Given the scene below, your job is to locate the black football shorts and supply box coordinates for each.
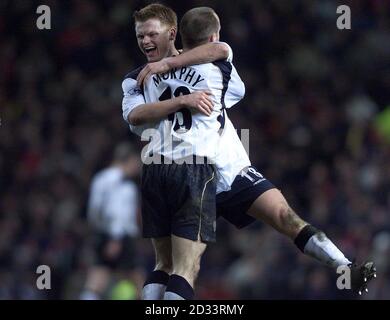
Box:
[217,166,275,228]
[141,159,216,243]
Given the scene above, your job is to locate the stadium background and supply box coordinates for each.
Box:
[1,0,390,299]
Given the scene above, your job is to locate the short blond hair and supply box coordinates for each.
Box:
[134,3,177,29]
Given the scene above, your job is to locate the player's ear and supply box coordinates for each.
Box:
[209,33,218,42]
[169,27,177,41]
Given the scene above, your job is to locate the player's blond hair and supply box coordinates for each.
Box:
[133,3,177,29]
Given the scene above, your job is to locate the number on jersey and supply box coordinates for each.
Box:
[159,86,192,133]
[241,167,264,182]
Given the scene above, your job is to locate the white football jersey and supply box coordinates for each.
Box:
[122,43,251,193]
[87,167,139,237]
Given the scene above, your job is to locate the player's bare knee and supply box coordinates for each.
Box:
[274,202,290,223]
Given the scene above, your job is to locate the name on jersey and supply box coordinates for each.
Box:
[152,67,205,88]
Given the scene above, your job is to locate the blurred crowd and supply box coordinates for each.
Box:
[1,0,390,299]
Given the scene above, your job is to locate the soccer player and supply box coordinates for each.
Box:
[80,142,141,300]
[123,5,376,299]
[123,3,236,300]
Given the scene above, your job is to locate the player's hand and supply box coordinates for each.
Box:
[182,90,214,116]
[137,58,171,87]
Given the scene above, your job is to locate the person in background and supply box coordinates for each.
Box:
[80,142,142,300]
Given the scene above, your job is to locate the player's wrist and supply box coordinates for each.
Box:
[176,94,186,108]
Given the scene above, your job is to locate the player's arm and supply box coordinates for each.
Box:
[137,42,231,86]
[128,92,214,126]
[86,177,104,229]
[122,78,214,126]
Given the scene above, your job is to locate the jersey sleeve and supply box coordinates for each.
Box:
[122,77,154,137]
[225,65,245,108]
[122,77,145,123]
[213,60,245,109]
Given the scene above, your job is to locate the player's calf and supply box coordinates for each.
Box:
[247,189,306,239]
[275,204,307,239]
[142,237,172,300]
[154,257,172,274]
[164,235,207,300]
[171,251,202,286]
[247,190,352,269]
[171,235,206,287]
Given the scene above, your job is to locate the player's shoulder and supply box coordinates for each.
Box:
[92,167,122,187]
[209,41,234,74]
[122,65,147,93]
[123,64,146,81]
[212,59,233,78]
